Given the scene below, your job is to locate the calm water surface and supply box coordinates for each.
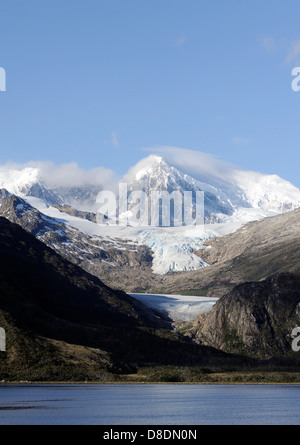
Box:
[0,384,299,425]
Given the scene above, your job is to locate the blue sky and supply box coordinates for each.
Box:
[1,0,300,185]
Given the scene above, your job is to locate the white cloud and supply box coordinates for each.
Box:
[260,36,300,66]
[0,160,119,190]
[104,131,120,147]
[232,136,249,146]
[176,35,187,48]
[111,131,120,147]
[285,40,300,64]
[142,146,239,186]
[261,36,275,52]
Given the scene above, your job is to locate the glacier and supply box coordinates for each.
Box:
[1,153,300,275]
[130,293,219,322]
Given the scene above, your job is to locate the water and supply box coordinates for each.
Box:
[0,384,299,425]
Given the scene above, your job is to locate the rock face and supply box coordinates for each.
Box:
[0,189,158,292]
[200,207,300,269]
[154,206,300,297]
[51,204,98,222]
[190,273,300,359]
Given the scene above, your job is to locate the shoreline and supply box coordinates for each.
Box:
[2,369,300,386]
[1,381,300,386]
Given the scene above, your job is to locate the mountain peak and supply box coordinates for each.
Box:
[148,154,164,164]
[0,166,41,196]
[124,154,170,182]
[1,155,300,225]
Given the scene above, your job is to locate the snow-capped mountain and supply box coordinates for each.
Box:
[0,165,102,209]
[0,188,155,291]
[1,154,300,277]
[121,155,300,224]
[121,155,232,224]
[1,156,300,225]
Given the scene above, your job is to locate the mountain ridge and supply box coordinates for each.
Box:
[153,206,300,296]
[0,216,244,380]
[0,188,158,292]
[1,154,300,278]
[2,155,300,224]
[188,272,300,359]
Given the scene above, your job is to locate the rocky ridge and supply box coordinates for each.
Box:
[155,206,300,297]
[0,189,158,292]
[188,273,300,359]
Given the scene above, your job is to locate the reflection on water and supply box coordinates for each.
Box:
[0,384,300,425]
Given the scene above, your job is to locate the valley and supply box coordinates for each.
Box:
[0,154,300,382]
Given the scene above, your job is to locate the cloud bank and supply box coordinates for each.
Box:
[286,40,300,64]
[0,160,119,191]
[142,146,241,186]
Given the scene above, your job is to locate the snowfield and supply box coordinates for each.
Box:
[130,293,219,321]
[23,195,245,274]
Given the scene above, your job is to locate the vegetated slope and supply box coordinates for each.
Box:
[0,217,237,381]
[189,273,300,359]
[154,207,300,297]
